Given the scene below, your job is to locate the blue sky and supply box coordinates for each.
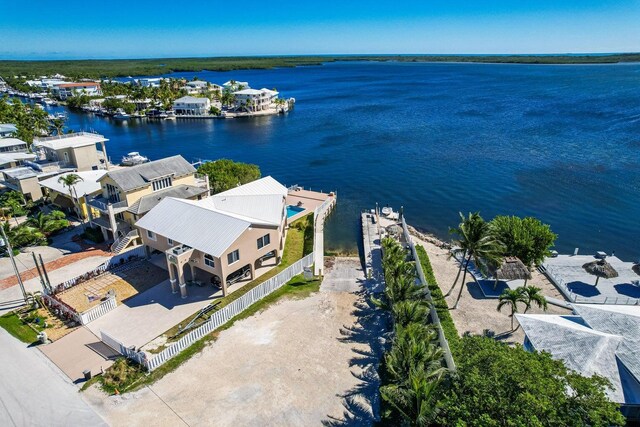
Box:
[2,1,639,59]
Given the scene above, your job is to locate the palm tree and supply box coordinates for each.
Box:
[448,212,504,309]
[57,173,85,228]
[519,285,548,313]
[391,299,431,328]
[380,371,442,427]
[497,288,526,331]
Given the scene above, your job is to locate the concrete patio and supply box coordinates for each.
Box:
[543,255,640,304]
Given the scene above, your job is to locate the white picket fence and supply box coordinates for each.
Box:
[51,246,146,294]
[140,252,314,371]
[101,331,146,365]
[79,295,117,324]
[401,217,456,370]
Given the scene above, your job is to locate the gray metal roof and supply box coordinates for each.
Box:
[127,184,208,215]
[106,155,195,192]
[517,305,640,405]
[135,197,250,257]
[203,194,284,226]
[216,175,287,197]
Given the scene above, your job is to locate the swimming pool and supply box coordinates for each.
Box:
[286,205,305,218]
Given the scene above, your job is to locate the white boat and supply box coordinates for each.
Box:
[113,108,130,120]
[121,152,149,166]
[164,110,176,120]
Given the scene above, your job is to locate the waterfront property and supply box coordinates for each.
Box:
[39,170,106,219]
[0,123,18,137]
[135,176,290,297]
[87,155,209,247]
[542,253,640,304]
[51,81,102,99]
[233,88,279,112]
[0,137,28,153]
[32,132,110,172]
[182,80,221,95]
[172,96,211,115]
[517,304,640,421]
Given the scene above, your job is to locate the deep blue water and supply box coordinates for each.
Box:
[43,62,640,259]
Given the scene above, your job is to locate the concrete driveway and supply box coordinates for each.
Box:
[87,280,220,348]
[0,328,106,426]
[39,327,116,383]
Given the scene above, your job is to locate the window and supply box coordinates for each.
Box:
[204,254,215,268]
[257,234,271,249]
[167,238,173,245]
[152,176,173,191]
[106,183,121,202]
[227,249,239,264]
[147,230,156,240]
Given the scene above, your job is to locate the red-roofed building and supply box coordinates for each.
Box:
[51,81,102,99]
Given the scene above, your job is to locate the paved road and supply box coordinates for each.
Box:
[0,329,107,427]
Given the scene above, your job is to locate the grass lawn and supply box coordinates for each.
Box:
[0,311,39,344]
[91,273,322,394]
[157,213,314,344]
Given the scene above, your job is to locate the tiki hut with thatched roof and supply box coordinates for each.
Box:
[491,256,532,288]
[583,258,619,287]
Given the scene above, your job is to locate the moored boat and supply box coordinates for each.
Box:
[121,152,149,166]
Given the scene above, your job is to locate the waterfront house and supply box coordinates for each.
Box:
[233,88,279,112]
[223,81,250,91]
[182,80,221,95]
[136,78,163,88]
[135,176,288,297]
[32,132,109,172]
[86,155,210,249]
[39,170,106,219]
[173,96,211,115]
[0,152,37,171]
[51,82,102,99]
[0,138,28,153]
[517,305,640,421]
[0,124,17,138]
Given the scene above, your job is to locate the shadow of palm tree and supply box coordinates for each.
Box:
[323,293,387,426]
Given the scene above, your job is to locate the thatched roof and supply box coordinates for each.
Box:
[492,256,531,281]
[583,259,619,279]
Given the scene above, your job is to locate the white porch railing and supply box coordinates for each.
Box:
[79,295,117,324]
[313,195,336,275]
[142,252,314,371]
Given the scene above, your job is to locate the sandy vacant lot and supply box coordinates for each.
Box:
[84,257,382,426]
[413,234,571,344]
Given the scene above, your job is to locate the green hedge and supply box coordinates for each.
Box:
[415,244,460,356]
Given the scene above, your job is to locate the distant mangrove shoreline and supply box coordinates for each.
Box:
[1,53,639,79]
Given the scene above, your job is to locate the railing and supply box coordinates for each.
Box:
[110,229,139,253]
[401,217,456,370]
[88,197,128,212]
[143,252,315,371]
[313,194,336,275]
[169,244,194,256]
[49,246,146,295]
[79,295,117,324]
[34,131,104,142]
[42,294,81,324]
[543,264,639,305]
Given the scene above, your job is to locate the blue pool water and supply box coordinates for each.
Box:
[286,205,306,218]
[41,61,640,258]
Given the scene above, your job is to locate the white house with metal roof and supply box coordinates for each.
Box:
[0,124,18,138]
[135,176,289,297]
[233,88,279,112]
[517,304,640,421]
[172,96,211,115]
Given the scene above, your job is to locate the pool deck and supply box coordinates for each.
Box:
[286,188,332,222]
[542,255,640,305]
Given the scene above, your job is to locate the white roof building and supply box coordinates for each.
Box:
[135,176,287,256]
[517,304,640,408]
[0,124,18,137]
[39,170,107,197]
[33,132,108,150]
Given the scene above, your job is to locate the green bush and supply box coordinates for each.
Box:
[415,244,460,356]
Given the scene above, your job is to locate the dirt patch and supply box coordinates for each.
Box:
[85,287,382,425]
[413,237,571,344]
[58,261,167,313]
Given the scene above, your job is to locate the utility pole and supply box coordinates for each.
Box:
[0,224,27,302]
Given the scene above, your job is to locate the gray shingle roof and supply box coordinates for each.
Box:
[106,155,195,192]
[127,184,208,215]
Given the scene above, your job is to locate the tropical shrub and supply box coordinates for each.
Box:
[197,159,261,194]
[490,215,557,267]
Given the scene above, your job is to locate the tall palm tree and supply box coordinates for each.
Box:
[497,289,527,331]
[449,212,504,309]
[380,371,442,427]
[519,285,548,313]
[57,173,85,228]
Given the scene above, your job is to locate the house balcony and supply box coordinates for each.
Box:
[87,196,128,214]
[168,244,194,257]
[89,215,131,234]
